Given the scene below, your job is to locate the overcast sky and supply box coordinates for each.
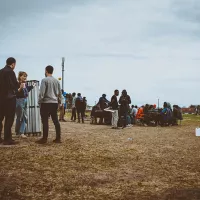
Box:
[0,0,199,106]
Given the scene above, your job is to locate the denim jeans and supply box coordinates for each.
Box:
[15,98,27,135]
[126,115,131,125]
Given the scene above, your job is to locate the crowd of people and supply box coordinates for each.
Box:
[0,57,183,145]
[0,57,63,145]
[58,92,87,123]
[90,91,183,128]
[0,57,89,145]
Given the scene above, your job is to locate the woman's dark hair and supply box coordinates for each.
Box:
[46,65,54,74]
[122,90,127,96]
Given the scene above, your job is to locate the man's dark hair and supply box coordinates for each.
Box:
[77,93,81,96]
[46,65,54,74]
[114,90,119,93]
[72,92,76,96]
[6,57,16,65]
[135,106,138,108]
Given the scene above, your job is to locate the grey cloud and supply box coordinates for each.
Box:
[171,0,200,23]
[0,0,91,24]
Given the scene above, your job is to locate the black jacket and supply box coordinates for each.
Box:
[119,95,131,111]
[16,82,33,99]
[0,66,19,99]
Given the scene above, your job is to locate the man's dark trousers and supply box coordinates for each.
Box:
[40,103,61,140]
[71,107,76,121]
[77,108,84,122]
[0,97,16,141]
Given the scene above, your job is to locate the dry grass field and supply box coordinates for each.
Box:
[0,114,200,200]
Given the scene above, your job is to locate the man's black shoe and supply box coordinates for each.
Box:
[35,138,47,144]
[53,139,61,143]
[3,140,19,145]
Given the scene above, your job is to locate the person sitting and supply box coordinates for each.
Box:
[131,105,138,124]
[98,94,110,124]
[135,106,145,125]
[172,105,183,125]
[126,105,132,127]
[136,106,144,119]
[98,94,110,110]
[160,102,172,126]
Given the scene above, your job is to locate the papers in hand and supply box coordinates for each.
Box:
[104,107,115,113]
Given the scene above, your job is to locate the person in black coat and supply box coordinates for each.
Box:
[75,93,84,123]
[0,57,23,145]
[119,90,131,128]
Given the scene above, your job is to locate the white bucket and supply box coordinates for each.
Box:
[195,128,200,136]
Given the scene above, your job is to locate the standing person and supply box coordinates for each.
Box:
[131,105,138,124]
[59,89,66,122]
[110,90,119,129]
[61,90,67,116]
[36,65,61,144]
[75,93,84,123]
[15,72,36,138]
[83,97,87,118]
[71,92,76,122]
[0,57,23,145]
[119,90,131,128]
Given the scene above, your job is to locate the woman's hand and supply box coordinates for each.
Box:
[18,83,24,91]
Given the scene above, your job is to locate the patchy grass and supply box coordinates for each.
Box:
[0,115,200,199]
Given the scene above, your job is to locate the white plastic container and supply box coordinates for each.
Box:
[195,128,200,136]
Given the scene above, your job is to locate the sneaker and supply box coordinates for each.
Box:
[35,138,47,144]
[20,134,27,139]
[53,139,61,143]
[3,140,19,145]
[62,119,67,122]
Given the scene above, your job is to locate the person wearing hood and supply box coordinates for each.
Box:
[75,93,84,123]
[98,94,110,110]
[119,90,131,128]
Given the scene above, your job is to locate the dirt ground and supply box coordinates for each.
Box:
[0,115,200,200]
